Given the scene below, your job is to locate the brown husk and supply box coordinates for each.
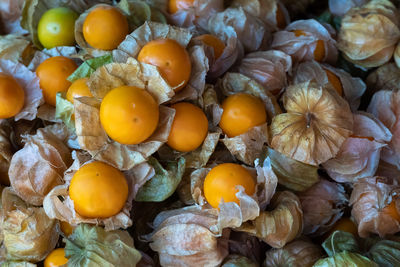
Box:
[0,122,13,186]
[329,0,369,17]
[0,0,26,34]
[0,35,32,64]
[366,63,400,93]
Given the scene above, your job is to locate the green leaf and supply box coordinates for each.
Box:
[64,224,141,267]
[135,157,185,202]
[322,230,360,257]
[366,239,400,267]
[67,54,113,82]
[55,93,75,131]
[222,255,258,267]
[313,251,378,267]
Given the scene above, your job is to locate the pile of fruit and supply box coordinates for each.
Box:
[1,0,400,266]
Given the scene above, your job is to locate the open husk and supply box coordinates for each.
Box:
[237,191,303,248]
[1,187,59,262]
[0,35,32,64]
[350,176,400,238]
[272,19,338,64]
[337,0,400,68]
[299,179,348,236]
[8,124,72,206]
[270,80,353,166]
[0,0,26,34]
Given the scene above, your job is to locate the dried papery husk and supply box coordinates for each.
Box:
[222,254,258,267]
[147,205,229,267]
[43,151,154,230]
[271,80,353,166]
[272,19,338,65]
[0,0,26,34]
[264,239,323,267]
[231,0,290,31]
[395,42,400,69]
[198,84,223,130]
[280,0,314,15]
[329,0,369,17]
[1,261,36,267]
[237,191,303,248]
[0,122,13,186]
[298,179,348,236]
[208,7,269,52]
[9,119,42,149]
[117,0,167,29]
[323,112,392,183]
[338,0,400,68]
[293,60,366,111]
[350,176,400,237]
[168,0,224,32]
[314,251,378,267]
[1,187,59,262]
[0,60,43,122]
[236,50,291,96]
[375,160,400,180]
[8,124,71,206]
[0,35,32,64]
[228,232,262,263]
[366,63,400,93]
[367,90,400,168]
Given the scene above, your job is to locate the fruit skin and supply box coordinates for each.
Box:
[325,69,343,96]
[219,93,267,137]
[0,73,25,119]
[44,248,68,267]
[36,56,78,106]
[137,38,191,92]
[83,6,129,50]
[100,86,159,145]
[328,217,358,237]
[167,102,208,152]
[203,163,256,209]
[38,7,78,49]
[168,0,195,14]
[69,161,128,218]
[293,30,325,62]
[193,34,225,59]
[66,78,93,103]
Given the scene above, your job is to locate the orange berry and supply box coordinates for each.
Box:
[66,78,93,103]
[204,163,256,209]
[329,217,358,237]
[83,6,129,50]
[168,0,194,14]
[60,221,76,237]
[292,30,325,62]
[100,86,159,145]
[276,4,286,29]
[44,248,68,267]
[325,69,343,96]
[167,102,208,152]
[36,56,77,106]
[219,93,267,137]
[382,201,400,222]
[350,135,375,141]
[69,161,128,218]
[0,73,25,119]
[194,34,226,59]
[137,38,191,92]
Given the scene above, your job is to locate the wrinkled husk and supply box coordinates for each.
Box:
[191,157,278,229]
[375,160,400,180]
[147,205,229,267]
[368,90,400,168]
[237,191,303,248]
[323,112,391,183]
[117,0,166,29]
[322,230,360,257]
[350,177,400,238]
[21,0,111,49]
[8,124,71,206]
[329,0,369,17]
[337,0,400,68]
[314,251,378,267]
[0,122,13,185]
[55,92,75,131]
[43,151,154,230]
[0,35,32,64]
[280,0,314,15]
[64,224,142,267]
[1,261,36,267]
[366,239,400,267]
[0,0,26,34]
[168,0,224,32]
[1,187,59,262]
[395,42,400,69]
[222,254,258,267]
[264,239,323,267]
[270,80,353,166]
[263,147,319,192]
[208,7,269,52]
[231,0,290,31]
[237,50,292,95]
[272,19,338,64]
[228,232,262,263]
[293,60,366,111]
[299,180,348,236]
[67,54,113,82]
[0,60,43,121]
[366,63,400,92]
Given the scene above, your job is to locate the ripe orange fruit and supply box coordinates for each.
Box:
[325,70,343,96]
[0,73,25,119]
[137,38,191,92]
[328,217,358,237]
[44,248,68,267]
[204,163,256,209]
[292,30,325,62]
[36,56,77,106]
[100,86,159,145]
[350,135,375,141]
[69,161,128,218]
[382,201,400,222]
[193,34,225,59]
[168,0,194,14]
[83,6,129,50]
[219,93,267,137]
[66,78,93,103]
[167,102,208,152]
[60,221,76,237]
[276,5,286,29]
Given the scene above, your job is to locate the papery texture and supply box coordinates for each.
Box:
[329,0,369,17]
[366,63,400,92]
